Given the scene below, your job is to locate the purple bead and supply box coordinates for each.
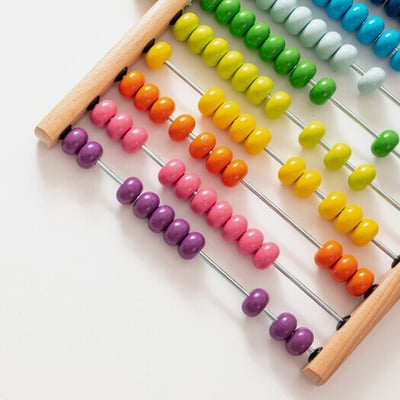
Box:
[117,177,143,205]
[242,288,269,317]
[62,127,88,155]
[76,141,103,168]
[269,312,297,341]
[178,231,205,260]
[132,192,160,219]
[285,327,314,356]
[163,218,190,246]
[148,205,175,233]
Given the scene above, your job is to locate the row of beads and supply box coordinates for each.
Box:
[368,0,400,21]
[116,69,248,187]
[61,127,206,259]
[314,240,375,296]
[199,0,338,104]
[158,159,281,268]
[172,11,293,117]
[242,288,314,355]
[311,0,400,70]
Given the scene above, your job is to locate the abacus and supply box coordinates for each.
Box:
[35,0,400,387]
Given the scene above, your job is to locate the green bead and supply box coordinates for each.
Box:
[289,60,316,88]
[244,22,270,49]
[324,143,352,170]
[259,34,285,62]
[229,9,256,37]
[309,77,336,105]
[273,47,301,75]
[200,0,223,12]
[215,0,241,24]
[371,130,399,157]
[348,164,376,191]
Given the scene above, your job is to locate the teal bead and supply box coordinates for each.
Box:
[215,0,241,24]
[273,48,301,75]
[289,61,317,88]
[244,22,270,49]
[259,34,285,62]
[309,78,336,105]
[229,9,256,37]
[200,0,223,11]
[371,130,399,157]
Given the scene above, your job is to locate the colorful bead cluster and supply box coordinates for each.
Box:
[199,0,338,104]
[61,127,206,260]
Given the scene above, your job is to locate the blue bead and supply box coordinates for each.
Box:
[373,29,400,58]
[312,0,330,7]
[369,0,384,3]
[341,3,368,32]
[356,16,385,44]
[326,0,353,19]
[384,0,400,18]
[390,50,400,71]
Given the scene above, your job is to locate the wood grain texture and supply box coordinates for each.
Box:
[302,264,400,385]
[35,0,189,147]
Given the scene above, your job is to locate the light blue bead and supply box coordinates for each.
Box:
[356,16,385,45]
[326,0,353,19]
[390,50,400,71]
[312,0,330,7]
[270,0,297,23]
[357,67,385,95]
[373,30,400,58]
[284,6,312,35]
[341,3,368,32]
[256,0,277,10]
[329,44,358,72]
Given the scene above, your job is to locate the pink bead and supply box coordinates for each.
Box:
[174,172,201,200]
[90,99,117,127]
[252,242,280,269]
[206,201,233,228]
[158,159,186,186]
[237,228,264,256]
[106,112,133,141]
[121,126,148,153]
[222,214,248,242]
[191,187,217,215]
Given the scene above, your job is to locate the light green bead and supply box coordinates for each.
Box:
[298,121,326,148]
[348,164,376,190]
[202,38,229,66]
[231,63,259,92]
[324,143,352,170]
[173,12,199,42]
[246,76,274,104]
[187,25,214,54]
[216,50,244,79]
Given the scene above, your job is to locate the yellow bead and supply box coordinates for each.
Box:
[264,91,291,119]
[350,218,379,246]
[201,38,229,67]
[231,63,259,93]
[334,204,363,233]
[293,169,322,198]
[212,100,241,129]
[216,50,244,79]
[198,87,225,116]
[324,142,352,170]
[145,42,172,70]
[243,127,271,154]
[246,76,274,105]
[228,113,256,142]
[173,12,199,42]
[318,192,347,220]
[278,157,306,185]
[298,121,326,148]
[187,25,214,54]
[348,163,376,190]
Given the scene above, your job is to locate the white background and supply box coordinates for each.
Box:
[1,0,400,399]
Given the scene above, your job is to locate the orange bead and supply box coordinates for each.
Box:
[168,114,196,141]
[189,132,216,159]
[346,268,374,297]
[329,254,358,282]
[119,70,145,98]
[314,240,343,269]
[148,97,175,123]
[133,83,160,111]
[206,146,233,174]
[220,159,248,187]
